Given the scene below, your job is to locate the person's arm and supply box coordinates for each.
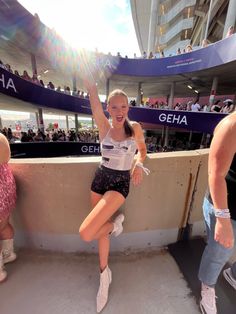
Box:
[0,133,10,164]
[209,117,236,248]
[83,80,110,139]
[131,122,148,186]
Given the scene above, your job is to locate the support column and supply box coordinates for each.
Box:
[31,53,37,75]
[137,82,142,106]
[204,0,214,40]
[106,79,110,102]
[148,0,159,55]
[223,0,236,38]
[0,115,3,129]
[66,115,69,131]
[200,21,207,43]
[35,112,39,129]
[38,108,44,132]
[92,118,95,129]
[72,76,77,95]
[209,77,218,108]
[74,113,78,141]
[164,127,169,148]
[168,82,175,109]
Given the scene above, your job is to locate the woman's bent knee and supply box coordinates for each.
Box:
[79,226,94,242]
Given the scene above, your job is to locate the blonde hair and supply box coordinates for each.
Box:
[107,89,128,104]
[107,89,134,137]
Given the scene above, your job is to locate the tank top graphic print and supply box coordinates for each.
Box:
[100,129,137,171]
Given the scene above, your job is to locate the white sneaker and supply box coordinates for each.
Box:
[223,268,236,290]
[200,284,217,314]
[0,251,7,283]
[2,239,17,265]
[111,214,125,237]
[96,266,112,313]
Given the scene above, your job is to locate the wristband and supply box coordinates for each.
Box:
[214,208,231,219]
[135,162,150,175]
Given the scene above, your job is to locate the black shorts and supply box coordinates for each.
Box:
[91,165,130,198]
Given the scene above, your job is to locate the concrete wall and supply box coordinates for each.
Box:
[9,150,208,252]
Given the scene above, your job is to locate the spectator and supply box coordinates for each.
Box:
[21,70,31,81]
[133,53,137,59]
[5,64,13,73]
[191,101,201,111]
[56,86,62,92]
[39,79,45,87]
[221,100,234,113]
[202,39,209,48]
[186,44,193,52]
[226,25,234,38]
[47,81,55,90]
[117,52,121,58]
[0,60,6,69]
[160,51,165,58]
[211,100,222,112]
[64,86,71,95]
[32,74,40,85]
[142,51,147,59]
[148,52,154,59]
[176,48,181,55]
[14,70,20,76]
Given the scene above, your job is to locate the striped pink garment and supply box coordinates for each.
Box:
[0,163,16,221]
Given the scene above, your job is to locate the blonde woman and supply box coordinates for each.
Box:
[79,78,148,312]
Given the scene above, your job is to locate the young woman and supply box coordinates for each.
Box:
[0,133,17,282]
[198,111,236,314]
[79,78,148,312]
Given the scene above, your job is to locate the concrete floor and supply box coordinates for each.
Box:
[0,249,200,314]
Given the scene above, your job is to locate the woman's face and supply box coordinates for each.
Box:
[107,95,129,126]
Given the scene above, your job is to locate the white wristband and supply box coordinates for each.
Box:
[214,208,231,219]
[135,162,150,175]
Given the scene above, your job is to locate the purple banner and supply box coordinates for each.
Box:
[97,34,236,77]
[128,107,225,134]
[0,67,225,134]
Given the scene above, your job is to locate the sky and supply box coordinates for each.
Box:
[18,0,140,57]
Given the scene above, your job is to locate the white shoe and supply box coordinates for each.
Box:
[223,268,236,290]
[111,214,125,237]
[0,251,7,283]
[200,284,217,314]
[2,239,17,264]
[96,266,112,313]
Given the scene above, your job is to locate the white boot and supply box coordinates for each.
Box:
[96,266,112,313]
[1,239,17,264]
[111,214,125,237]
[0,250,7,283]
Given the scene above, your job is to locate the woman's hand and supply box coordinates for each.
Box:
[214,218,234,248]
[131,165,143,186]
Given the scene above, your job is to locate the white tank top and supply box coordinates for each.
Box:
[100,129,137,171]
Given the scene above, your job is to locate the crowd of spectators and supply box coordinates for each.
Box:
[130,98,235,114]
[0,58,89,98]
[0,126,209,153]
[0,127,99,144]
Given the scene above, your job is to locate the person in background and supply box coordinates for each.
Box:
[186,44,193,52]
[176,48,181,55]
[226,25,234,38]
[79,67,149,312]
[21,70,32,81]
[0,133,17,282]
[198,111,236,314]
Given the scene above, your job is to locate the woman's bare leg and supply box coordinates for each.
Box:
[80,190,125,270]
[79,190,125,242]
[0,218,13,240]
